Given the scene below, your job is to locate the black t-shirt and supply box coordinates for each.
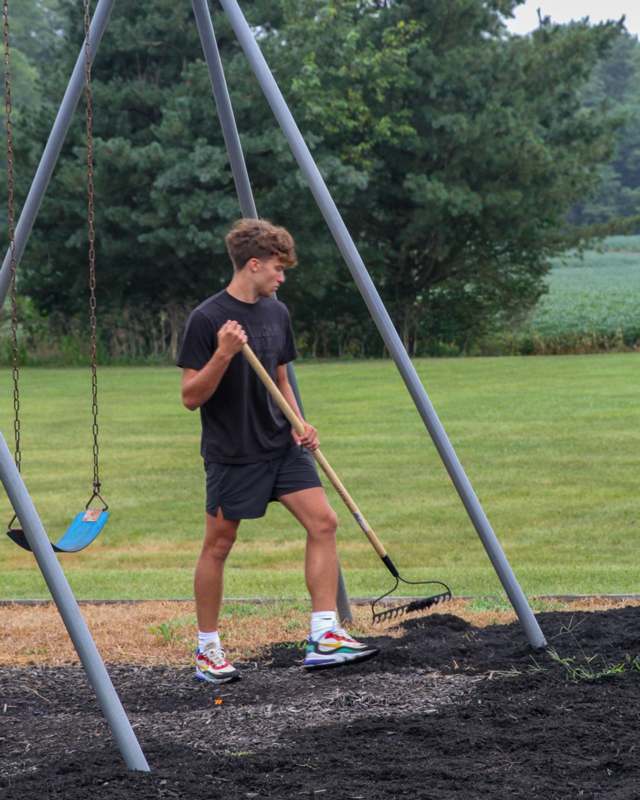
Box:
[177,290,297,464]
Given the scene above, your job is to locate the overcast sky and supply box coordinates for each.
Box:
[506,1,639,36]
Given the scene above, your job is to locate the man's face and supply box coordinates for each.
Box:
[251,256,287,297]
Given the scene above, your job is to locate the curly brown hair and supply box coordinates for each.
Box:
[225,219,297,270]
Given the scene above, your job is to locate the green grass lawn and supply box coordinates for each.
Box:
[1,354,638,600]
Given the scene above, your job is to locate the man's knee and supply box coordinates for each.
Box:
[309,507,338,538]
[202,516,238,561]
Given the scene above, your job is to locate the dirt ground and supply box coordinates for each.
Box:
[1,600,639,799]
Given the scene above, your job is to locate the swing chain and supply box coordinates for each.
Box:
[84,0,100,495]
[3,0,21,474]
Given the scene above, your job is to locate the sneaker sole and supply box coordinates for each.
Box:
[195,669,241,685]
[303,647,379,671]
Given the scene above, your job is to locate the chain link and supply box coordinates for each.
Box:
[3,2,103,504]
[84,0,101,494]
[3,1,21,473]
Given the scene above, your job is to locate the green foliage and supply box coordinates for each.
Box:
[0,1,64,234]
[274,1,626,351]
[149,615,195,646]
[487,236,640,354]
[603,234,640,250]
[573,31,640,230]
[546,648,632,682]
[533,255,640,336]
[4,236,638,364]
[0,0,627,357]
[0,0,62,114]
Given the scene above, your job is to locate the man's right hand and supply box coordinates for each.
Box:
[217,320,248,358]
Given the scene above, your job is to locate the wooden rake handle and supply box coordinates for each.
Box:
[242,344,389,561]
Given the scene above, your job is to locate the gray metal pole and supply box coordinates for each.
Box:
[192,0,257,219]
[335,570,352,624]
[220,0,545,648]
[0,0,117,311]
[0,433,150,772]
[193,0,352,622]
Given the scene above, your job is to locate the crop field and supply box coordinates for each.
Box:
[521,235,640,348]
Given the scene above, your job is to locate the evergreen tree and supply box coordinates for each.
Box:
[6,0,626,355]
[572,30,640,229]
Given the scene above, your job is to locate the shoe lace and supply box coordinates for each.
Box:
[202,642,227,666]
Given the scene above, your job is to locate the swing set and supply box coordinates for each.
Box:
[0,0,551,775]
[3,0,108,553]
[1,0,546,648]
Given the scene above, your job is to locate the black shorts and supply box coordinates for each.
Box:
[204,445,322,520]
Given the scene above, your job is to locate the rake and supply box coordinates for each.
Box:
[243,344,452,624]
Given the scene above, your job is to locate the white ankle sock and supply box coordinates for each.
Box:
[310,611,337,641]
[198,630,220,651]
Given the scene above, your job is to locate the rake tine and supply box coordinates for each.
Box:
[371,589,453,625]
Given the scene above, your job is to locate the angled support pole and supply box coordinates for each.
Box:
[219,0,546,648]
[0,433,150,772]
[192,0,257,219]
[0,0,117,311]
[191,0,353,622]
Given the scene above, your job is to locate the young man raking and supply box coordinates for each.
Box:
[178,218,379,683]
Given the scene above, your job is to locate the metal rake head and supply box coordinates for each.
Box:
[371,580,452,625]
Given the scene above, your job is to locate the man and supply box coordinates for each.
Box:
[178,218,378,683]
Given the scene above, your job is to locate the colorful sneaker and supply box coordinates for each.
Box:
[303,627,379,671]
[195,642,239,684]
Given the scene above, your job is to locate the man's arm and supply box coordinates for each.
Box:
[181,320,247,410]
[181,354,231,411]
[276,364,319,450]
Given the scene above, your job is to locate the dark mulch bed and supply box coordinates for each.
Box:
[1,607,639,799]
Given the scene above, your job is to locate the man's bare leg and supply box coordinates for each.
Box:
[281,486,379,669]
[194,508,240,632]
[279,486,339,611]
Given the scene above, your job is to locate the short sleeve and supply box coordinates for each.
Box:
[177,310,216,370]
[279,307,297,365]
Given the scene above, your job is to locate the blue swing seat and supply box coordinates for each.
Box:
[7,509,109,553]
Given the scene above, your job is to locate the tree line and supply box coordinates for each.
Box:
[1,0,638,362]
